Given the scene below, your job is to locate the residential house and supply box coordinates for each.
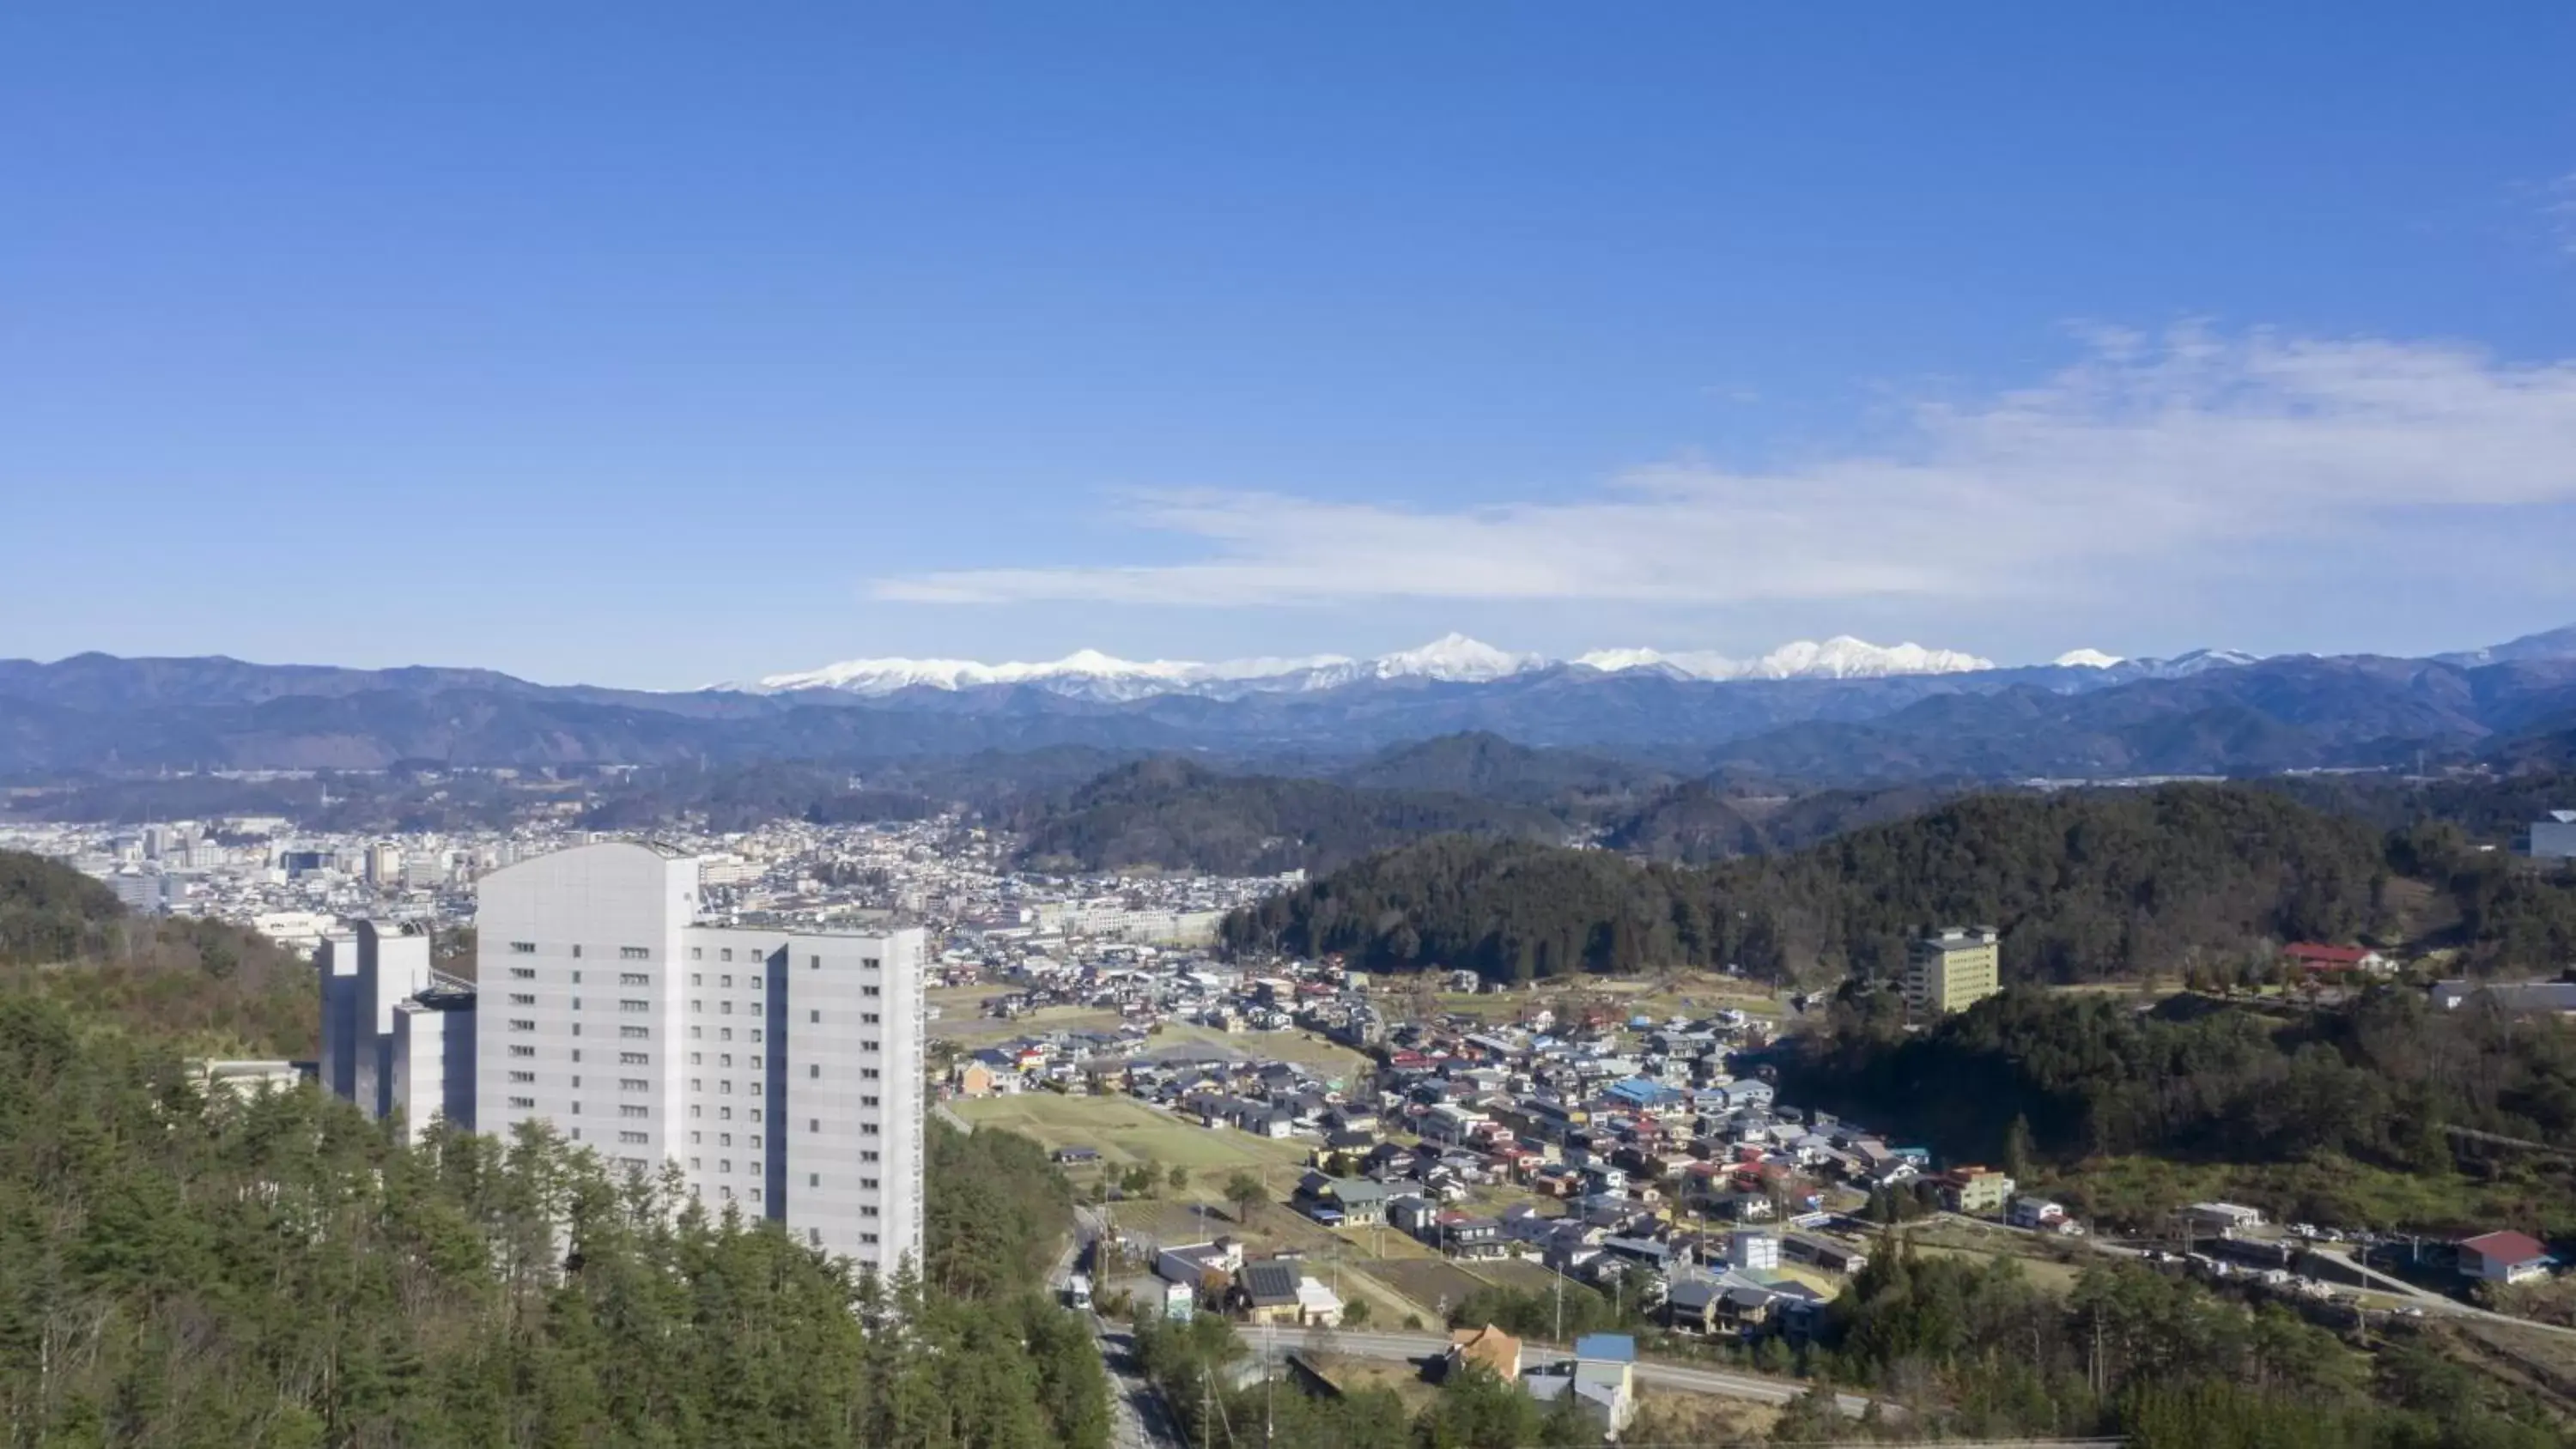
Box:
[2459,1231,2556,1285]
[1234,1100,1296,1138]
[1294,1276,1345,1327]
[1447,1324,1523,1380]
[1432,1214,1507,1261]
[1293,1171,1389,1227]
[1234,1261,1303,1326]
[1418,1102,1486,1146]
[1498,1203,1557,1249]
[1388,1194,1441,1236]
[1322,1105,1382,1139]
[2007,1197,2067,1231]
[1661,1275,1728,1337]
[1525,1333,1637,1436]
[1156,1240,1244,1293]
[1716,1282,1789,1334]
[1938,1165,2014,1215]
[951,1056,1009,1097]
[2282,942,2394,979]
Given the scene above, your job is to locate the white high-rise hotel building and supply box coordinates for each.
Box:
[325,840,926,1276]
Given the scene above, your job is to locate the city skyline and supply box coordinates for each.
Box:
[5,7,2575,687]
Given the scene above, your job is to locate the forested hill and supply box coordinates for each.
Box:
[1330,731,1668,805]
[2,848,317,1052]
[0,843,1114,1446]
[0,846,124,962]
[1004,737,1974,874]
[0,994,1109,1447]
[1012,755,1568,874]
[1224,783,2576,985]
[1781,986,2576,1234]
[1596,779,1953,863]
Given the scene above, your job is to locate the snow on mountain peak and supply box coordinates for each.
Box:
[1571,646,1680,674]
[1369,633,1535,682]
[2052,648,2125,670]
[1749,636,1996,679]
[750,632,2014,697]
[1576,637,1994,682]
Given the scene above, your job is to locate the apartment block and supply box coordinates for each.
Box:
[1905,926,2000,1015]
[317,920,476,1142]
[472,840,927,1276]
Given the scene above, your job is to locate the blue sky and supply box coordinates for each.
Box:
[5,5,2575,688]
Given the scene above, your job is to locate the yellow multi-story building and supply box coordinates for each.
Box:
[1905,926,2001,1015]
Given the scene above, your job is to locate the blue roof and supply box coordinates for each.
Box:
[1607,1076,1680,1105]
[1572,1332,1637,1363]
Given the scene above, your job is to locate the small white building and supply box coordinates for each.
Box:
[253,910,339,953]
[2183,1202,2266,1238]
[2008,1197,2067,1230]
[1295,1276,1345,1327]
[1728,1229,1781,1273]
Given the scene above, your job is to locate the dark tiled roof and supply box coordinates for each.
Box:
[1240,1262,1300,1305]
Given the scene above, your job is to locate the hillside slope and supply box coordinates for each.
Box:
[1012,757,1566,873]
[0,848,316,1052]
[1226,785,2413,984]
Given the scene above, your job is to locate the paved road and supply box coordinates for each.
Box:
[1091,1320,1188,1449]
[1053,1207,1186,1449]
[1247,1329,1880,1418]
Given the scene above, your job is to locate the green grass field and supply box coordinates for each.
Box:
[934,1003,1129,1047]
[1901,1236,2085,1294]
[951,1092,1312,1174]
[1145,1022,1376,1080]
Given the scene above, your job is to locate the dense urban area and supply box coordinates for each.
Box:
[5,741,2576,1447]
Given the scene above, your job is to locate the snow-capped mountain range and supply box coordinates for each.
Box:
[738,633,2253,700]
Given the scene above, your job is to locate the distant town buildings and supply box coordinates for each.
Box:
[1905,926,2000,1015]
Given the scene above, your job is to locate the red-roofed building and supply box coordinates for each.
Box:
[2283,943,2394,978]
[2459,1231,2556,1285]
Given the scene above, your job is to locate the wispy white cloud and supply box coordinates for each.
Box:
[872,326,2576,608]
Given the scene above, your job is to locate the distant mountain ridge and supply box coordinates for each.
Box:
[738,631,2324,702]
[4,624,2574,778]
[744,631,2008,698]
